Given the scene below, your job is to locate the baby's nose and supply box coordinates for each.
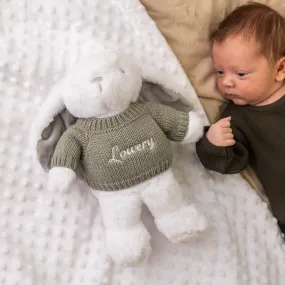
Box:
[222,76,234,87]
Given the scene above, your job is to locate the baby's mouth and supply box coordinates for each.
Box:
[226,93,242,100]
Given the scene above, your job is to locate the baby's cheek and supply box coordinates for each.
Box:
[239,82,252,95]
[216,80,224,93]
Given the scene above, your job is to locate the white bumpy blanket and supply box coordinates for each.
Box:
[1,1,285,285]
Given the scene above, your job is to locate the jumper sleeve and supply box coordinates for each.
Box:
[51,126,85,171]
[145,102,189,141]
[196,109,249,174]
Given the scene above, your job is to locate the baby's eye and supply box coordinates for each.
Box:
[236,72,246,77]
[216,70,224,76]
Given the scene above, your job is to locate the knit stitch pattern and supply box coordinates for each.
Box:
[51,102,188,190]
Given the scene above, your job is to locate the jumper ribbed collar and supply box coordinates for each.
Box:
[76,103,144,130]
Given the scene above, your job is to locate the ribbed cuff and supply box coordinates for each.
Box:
[172,112,189,141]
[196,130,229,174]
[88,160,171,191]
[198,131,229,156]
[51,155,78,171]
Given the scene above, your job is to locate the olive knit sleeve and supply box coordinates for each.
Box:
[145,102,189,141]
[51,126,86,171]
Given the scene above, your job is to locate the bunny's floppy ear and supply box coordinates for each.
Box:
[30,78,67,151]
[139,63,207,123]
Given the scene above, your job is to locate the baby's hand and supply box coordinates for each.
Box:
[206,117,235,147]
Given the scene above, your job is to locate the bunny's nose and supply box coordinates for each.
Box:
[90,76,103,83]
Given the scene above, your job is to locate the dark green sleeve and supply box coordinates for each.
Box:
[145,102,189,141]
[51,126,85,171]
[196,108,249,174]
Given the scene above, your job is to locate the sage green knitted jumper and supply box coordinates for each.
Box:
[51,102,189,191]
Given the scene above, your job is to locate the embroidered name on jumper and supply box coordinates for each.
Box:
[109,137,155,163]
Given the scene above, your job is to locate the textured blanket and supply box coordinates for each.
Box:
[1,1,285,285]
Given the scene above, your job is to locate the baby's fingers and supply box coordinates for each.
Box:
[226,127,232,133]
[221,120,231,128]
[224,133,234,140]
[221,139,235,146]
[220,116,231,121]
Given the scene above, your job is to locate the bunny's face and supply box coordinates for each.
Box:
[62,51,142,118]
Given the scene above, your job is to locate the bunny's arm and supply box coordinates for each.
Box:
[145,102,204,143]
[51,125,84,171]
[48,125,86,193]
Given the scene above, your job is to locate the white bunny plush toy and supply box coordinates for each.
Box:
[33,49,207,266]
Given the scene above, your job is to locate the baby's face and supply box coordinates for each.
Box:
[212,35,278,106]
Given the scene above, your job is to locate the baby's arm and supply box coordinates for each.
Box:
[196,116,249,174]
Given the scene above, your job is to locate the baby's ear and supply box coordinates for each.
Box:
[275,57,285,81]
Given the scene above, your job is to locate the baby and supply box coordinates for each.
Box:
[196,2,285,234]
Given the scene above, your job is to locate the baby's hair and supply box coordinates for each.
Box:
[211,2,285,63]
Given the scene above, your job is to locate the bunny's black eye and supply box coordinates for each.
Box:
[90,76,103,83]
[119,68,125,74]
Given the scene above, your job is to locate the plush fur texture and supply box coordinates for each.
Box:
[34,49,207,265]
[96,190,152,265]
[182,111,204,144]
[140,169,207,243]
[2,0,285,283]
[94,168,207,264]
[48,167,76,193]
[63,52,142,118]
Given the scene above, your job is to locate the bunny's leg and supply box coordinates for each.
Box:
[97,191,151,266]
[141,168,207,243]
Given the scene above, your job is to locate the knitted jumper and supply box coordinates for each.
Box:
[196,95,285,224]
[51,102,189,191]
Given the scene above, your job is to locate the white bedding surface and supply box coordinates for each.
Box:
[0,1,285,285]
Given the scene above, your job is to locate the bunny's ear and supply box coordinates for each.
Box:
[30,79,67,150]
[140,63,205,113]
[70,39,114,67]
